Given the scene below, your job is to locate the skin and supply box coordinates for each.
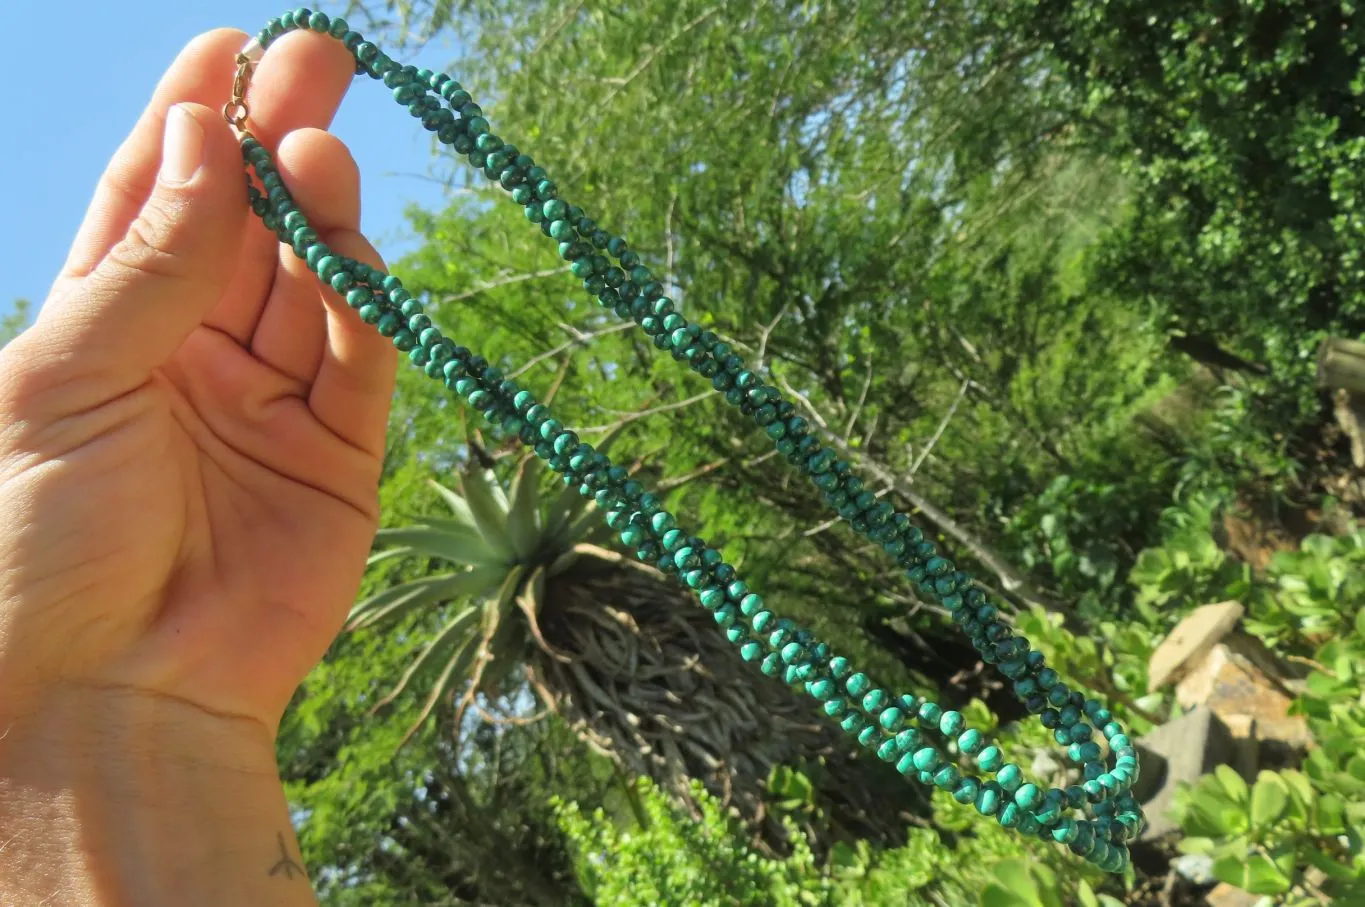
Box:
[0,27,397,906]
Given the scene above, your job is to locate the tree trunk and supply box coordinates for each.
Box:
[535,557,928,856]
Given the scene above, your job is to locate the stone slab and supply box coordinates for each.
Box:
[1136,706,1236,841]
[1149,601,1245,692]
[1175,643,1310,748]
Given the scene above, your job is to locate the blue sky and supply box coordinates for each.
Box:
[0,1,459,329]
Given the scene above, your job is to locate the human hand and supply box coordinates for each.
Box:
[0,26,395,734]
[0,26,395,905]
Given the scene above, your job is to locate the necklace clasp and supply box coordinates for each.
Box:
[223,50,255,129]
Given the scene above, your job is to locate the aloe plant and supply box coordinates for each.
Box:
[351,451,921,852]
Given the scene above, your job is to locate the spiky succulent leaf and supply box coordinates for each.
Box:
[400,630,483,747]
[461,467,516,557]
[372,526,503,567]
[426,478,477,527]
[366,546,416,568]
[347,565,505,630]
[505,455,544,560]
[373,603,481,712]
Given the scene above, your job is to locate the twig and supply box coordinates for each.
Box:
[754,303,789,374]
[578,390,717,433]
[910,379,969,476]
[439,266,572,304]
[601,6,722,108]
[528,0,584,57]
[842,354,875,441]
[507,321,633,379]
[664,192,678,299]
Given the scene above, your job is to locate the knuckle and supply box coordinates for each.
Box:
[98,198,196,286]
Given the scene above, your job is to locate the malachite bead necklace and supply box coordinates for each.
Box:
[228,10,1146,873]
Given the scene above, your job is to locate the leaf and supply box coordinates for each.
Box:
[373,526,501,567]
[372,605,480,712]
[505,454,544,560]
[1212,854,1292,895]
[1215,764,1249,803]
[1076,881,1099,907]
[460,468,515,556]
[991,860,1041,906]
[982,885,1029,907]
[1355,606,1365,638]
[400,628,483,748]
[1250,772,1289,828]
[366,546,416,568]
[347,566,504,630]
[427,479,476,527]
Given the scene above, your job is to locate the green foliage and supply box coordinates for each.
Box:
[1173,574,1365,903]
[1016,0,1365,439]
[556,778,831,907]
[0,299,31,348]
[556,770,1122,907]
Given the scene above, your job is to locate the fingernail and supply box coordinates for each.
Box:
[160,104,204,186]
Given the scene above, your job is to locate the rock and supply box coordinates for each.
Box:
[1030,750,1062,781]
[1173,853,1215,886]
[1205,883,1271,907]
[1136,706,1236,841]
[1148,601,1245,692]
[1174,642,1311,749]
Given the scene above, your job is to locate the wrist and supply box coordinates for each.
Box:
[0,684,317,907]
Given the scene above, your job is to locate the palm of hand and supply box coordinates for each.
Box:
[0,29,396,733]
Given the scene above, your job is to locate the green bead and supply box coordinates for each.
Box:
[878,707,904,732]
[740,641,763,662]
[542,199,567,221]
[996,763,1022,792]
[953,777,980,805]
[938,710,965,736]
[895,753,917,776]
[977,746,1003,773]
[845,672,871,698]
[933,765,960,790]
[1052,818,1079,844]
[911,747,940,773]
[975,785,1000,817]
[997,803,1020,828]
[957,728,984,755]
[857,725,881,748]
[861,689,888,713]
[876,738,901,762]
[1014,783,1042,809]
[917,701,942,725]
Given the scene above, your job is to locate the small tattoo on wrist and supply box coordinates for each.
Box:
[268,831,305,880]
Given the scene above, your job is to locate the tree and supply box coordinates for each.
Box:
[0,299,32,349]
[351,449,925,854]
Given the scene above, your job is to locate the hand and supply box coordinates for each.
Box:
[0,26,395,733]
[0,27,396,905]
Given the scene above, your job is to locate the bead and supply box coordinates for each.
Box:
[977,746,1003,772]
[975,784,1001,817]
[952,777,980,805]
[917,701,942,725]
[878,707,904,732]
[1014,783,1042,810]
[996,763,1022,792]
[845,673,871,698]
[957,728,983,755]
[911,747,940,773]
[861,689,888,713]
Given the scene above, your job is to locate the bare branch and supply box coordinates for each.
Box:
[843,354,875,441]
[507,321,634,379]
[439,266,572,305]
[578,390,717,433]
[910,379,969,476]
[601,6,722,108]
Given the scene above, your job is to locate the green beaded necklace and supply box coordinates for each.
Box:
[231,9,1146,874]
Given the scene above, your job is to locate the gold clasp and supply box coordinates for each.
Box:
[223,52,253,129]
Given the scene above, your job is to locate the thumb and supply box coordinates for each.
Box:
[44,102,248,390]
